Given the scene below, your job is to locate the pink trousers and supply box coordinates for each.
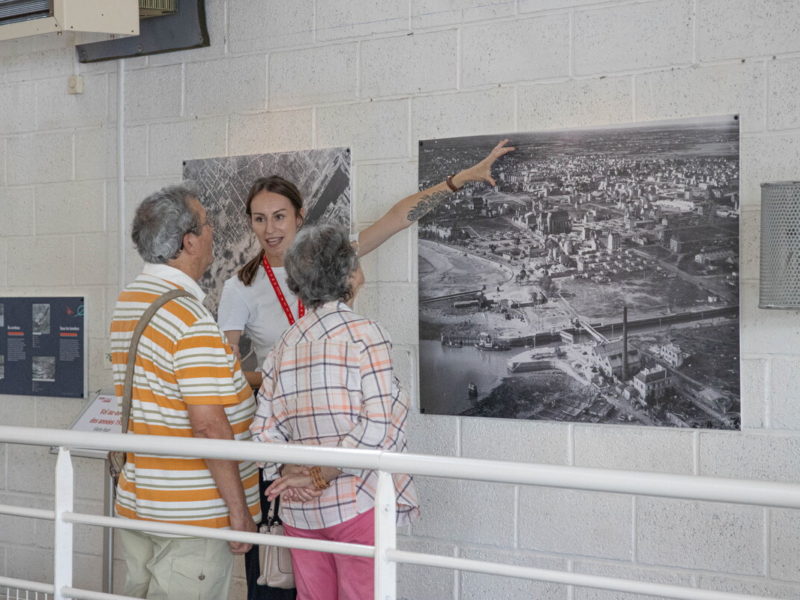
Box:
[283,509,374,600]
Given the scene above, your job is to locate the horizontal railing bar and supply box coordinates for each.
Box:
[387,550,783,600]
[0,575,55,594]
[0,504,54,520]
[65,512,374,557]
[4,426,800,510]
[377,452,800,509]
[63,586,154,600]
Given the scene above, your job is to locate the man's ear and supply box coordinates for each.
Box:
[180,232,196,256]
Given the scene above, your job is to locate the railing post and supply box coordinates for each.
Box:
[374,470,397,600]
[54,447,74,600]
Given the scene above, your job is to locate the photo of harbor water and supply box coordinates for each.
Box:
[418,116,741,428]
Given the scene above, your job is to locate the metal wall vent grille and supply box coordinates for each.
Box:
[760,181,800,308]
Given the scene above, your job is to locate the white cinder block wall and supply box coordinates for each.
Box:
[2,0,800,598]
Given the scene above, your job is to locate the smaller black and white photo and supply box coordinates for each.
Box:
[32,356,56,382]
[0,355,4,380]
[32,303,51,335]
[0,303,4,327]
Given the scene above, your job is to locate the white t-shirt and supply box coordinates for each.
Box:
[217,266,301,368]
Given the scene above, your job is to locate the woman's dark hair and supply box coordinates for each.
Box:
[238,176,304,286]
[284,224,358,309]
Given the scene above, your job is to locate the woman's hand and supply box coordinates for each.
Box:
[457,138,516,188]
[266,470,322,502]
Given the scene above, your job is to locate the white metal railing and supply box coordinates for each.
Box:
[1,425,799,600]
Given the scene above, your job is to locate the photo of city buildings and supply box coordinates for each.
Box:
[418,116,740,429]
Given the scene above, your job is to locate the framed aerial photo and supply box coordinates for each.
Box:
[418,116,740,429]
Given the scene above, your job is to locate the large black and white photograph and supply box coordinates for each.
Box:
[183,148,352,316]
[418,116,740,429]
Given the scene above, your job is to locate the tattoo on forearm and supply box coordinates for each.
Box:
[406,190,451,222]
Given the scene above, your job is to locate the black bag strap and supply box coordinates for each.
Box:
[120,289,193,433]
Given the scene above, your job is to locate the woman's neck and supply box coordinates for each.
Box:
[262,251,284,268]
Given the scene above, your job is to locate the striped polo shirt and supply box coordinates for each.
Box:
[111,263,260,529]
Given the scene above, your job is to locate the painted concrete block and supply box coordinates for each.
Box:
[3,46,74,84]
[228,0,314,54]
[574,0,693,76]
[739,132,800,209]
[7,132,73,185]
[698,574,800,599]
[35,73,108,130]
[0,395,36,427]
[520,0,599,11]
[0,495,38,544]
[8,236,74,286]
[316,1,409,41]
[767,56,800,130]
[0,238,6,288]
[0,81,36,134]
[317,99,408,161]
[573,559,693,600]
[361,30,457,98]
[35,181,105,234]
[228,109,313,156]
[771,509,800,582]
[397,538,456,600]
[0,187,35,237]
[573,425,694,475]
[6,445,56,495]
[148,117,227,177]
[356,282,417,345]
[359,228,412,283]
[460,547,568,600]
[75,127,111,180]
[75,233,116,286]
[767,358,800,431]
[186,55,267,117]
[697,0,800,62]
[406,411,458,456]
[412,477,516,545]
[636,497,764,574]
[518,487,633,560]
[269,44,358,109]
[739,358,766,429]
[0,139,5,186]
[461,14,569,87]
[518,76,633,131]
[699,430,800,482]
[636,62,766,133]
[353,160,418,225]
[739,208,759,282]
[412,88,515,148]
[413,0,515,29]
[6,546,53,584]
[461,419,569,465]
[124,65,182,122]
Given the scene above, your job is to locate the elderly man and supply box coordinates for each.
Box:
[110,183,260,599]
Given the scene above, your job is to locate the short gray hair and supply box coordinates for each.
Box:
[131,182,202,263]
[285,224,358,309]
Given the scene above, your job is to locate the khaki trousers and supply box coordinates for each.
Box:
[119,529,233,600]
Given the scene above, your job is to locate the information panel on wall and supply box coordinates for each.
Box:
[0,297,86,398]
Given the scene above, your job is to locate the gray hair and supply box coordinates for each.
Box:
[285,224,358,309]
[131,182,203,263]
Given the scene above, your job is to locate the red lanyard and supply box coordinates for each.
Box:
[262,255,304,325]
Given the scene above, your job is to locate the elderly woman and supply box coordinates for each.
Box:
[250,223,419,600]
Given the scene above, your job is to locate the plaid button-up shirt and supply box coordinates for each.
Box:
[250,301,419,529]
